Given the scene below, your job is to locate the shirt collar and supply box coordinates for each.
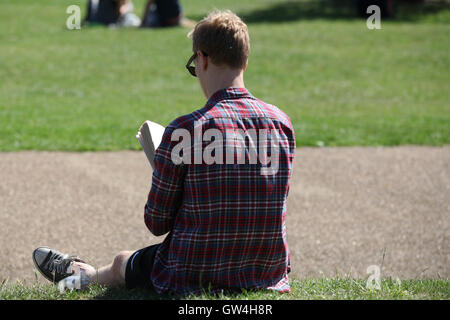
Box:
[206,87,253,105]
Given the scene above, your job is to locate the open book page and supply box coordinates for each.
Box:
[136,120,166,169]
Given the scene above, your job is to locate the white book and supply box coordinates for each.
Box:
[136,120,165,169]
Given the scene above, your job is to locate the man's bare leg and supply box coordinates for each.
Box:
[72,251,134,287]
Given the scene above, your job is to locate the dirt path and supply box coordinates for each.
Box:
[0,147,448,283]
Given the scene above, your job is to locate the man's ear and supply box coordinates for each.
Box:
[243,60,248,72]
[199,51,208,72]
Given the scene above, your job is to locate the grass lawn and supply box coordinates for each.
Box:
[0,0,448,302]
[1,278,449,300]
[0,0,449,150]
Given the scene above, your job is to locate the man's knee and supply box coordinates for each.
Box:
[112,251,133,281]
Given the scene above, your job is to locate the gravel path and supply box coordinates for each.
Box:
[0,147,448,283]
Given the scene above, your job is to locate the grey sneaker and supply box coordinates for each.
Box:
[32,246,85,283]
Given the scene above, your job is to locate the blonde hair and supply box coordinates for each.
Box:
[188,10,250,70]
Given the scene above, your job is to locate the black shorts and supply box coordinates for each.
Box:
[125,243,161,290]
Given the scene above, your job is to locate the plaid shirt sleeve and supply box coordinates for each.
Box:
[144,125,187,236]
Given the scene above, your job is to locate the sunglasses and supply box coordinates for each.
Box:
[186,51,208,77]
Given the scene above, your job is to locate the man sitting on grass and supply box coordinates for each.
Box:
[32,9,296,296]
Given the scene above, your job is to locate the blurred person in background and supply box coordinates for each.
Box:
[84,0,141,27]
[140,0,195,28]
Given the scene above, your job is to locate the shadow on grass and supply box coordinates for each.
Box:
[91,286,172,300]
[90,286,249,300]
[189,0,450,24]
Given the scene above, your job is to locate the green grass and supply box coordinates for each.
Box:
[1,277,448,300]
[0,0,449,150]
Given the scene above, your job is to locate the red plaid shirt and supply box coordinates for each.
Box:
[144,87,295,295]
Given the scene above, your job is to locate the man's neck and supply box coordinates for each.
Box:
[204,68,245,99]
